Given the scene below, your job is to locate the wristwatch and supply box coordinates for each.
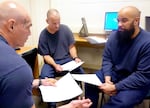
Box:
[73,57,79,60]
[38,79,42,86]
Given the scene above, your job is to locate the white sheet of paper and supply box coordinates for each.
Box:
[61,60,84,71]
[39,73,83,102]
[85,36,107,44]
[72,74,102,86]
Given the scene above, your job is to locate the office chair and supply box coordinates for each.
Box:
[143,90,150,107]
[99,92,106,108]
[145,90,150,99]
[22,48,38,78]
[21,48,40,96]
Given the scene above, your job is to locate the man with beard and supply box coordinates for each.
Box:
[85,6,150,108]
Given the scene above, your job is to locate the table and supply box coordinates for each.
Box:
[74,33,106,48]
[74,33,107,70]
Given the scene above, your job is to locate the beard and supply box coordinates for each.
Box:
[117,24,135,43]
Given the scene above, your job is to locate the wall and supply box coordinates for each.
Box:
[50,0,150,34]
[2,0,149,45]
[5,0,150,45]
[28,0,50,46]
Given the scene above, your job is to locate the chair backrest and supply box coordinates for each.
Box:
[145,90,150,99]
[22,48,37,72]
[21,48,40,96]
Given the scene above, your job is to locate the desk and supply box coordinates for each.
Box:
[74,33,106,70]
[74,33,106,48]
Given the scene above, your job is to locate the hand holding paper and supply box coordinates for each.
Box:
[72,74,102,86]
[39,73,102,102]
[39,73,83,102]
[61,60,84,71]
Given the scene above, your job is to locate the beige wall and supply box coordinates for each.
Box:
[7,0,150,46]
[50,0,150,34]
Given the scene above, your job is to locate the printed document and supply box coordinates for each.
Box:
[72,74,102,86]
[61,60,84,71]
[85,36,107,44]
[39,73,83,102]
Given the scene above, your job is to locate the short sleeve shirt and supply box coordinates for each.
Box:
[38,24,75,60]
[0,36,34,108]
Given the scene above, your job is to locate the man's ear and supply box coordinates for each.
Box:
[46,18,48,24]
[134,17,140,26]
[7,19,15,31]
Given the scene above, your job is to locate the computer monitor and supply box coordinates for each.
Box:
[145,16,150,32]
[104,12,118,32]
[79,17,88,37]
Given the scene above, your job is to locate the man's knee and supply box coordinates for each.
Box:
[106,93,142,108]
[40,64,55,78]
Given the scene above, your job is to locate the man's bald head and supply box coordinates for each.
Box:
[0,1,30,24]
[47,9,60,19]
[0,1,32,48]
[119,6,141,19]
[46,9,60,34]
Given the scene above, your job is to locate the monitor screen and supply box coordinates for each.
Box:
[79,17,88,37]
[104,12,118,31]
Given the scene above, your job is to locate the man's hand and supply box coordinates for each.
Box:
[99,83,117,96]
[70,97,92,108]
[105,76,113,84]
[41,77,57,86]
[54,64,63,72]
[74,57,82,63]
[32,78,57,88]
[58,97,92,108]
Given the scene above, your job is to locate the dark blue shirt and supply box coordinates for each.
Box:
[0,36,34,108]
[38,24,75,60]
[101,29,150,91]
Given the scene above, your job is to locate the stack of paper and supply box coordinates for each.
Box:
[85,36,107,44]
[61,60,84,71]
[39,73,83,102]
[72,74,102,86]
[39,73,103,102]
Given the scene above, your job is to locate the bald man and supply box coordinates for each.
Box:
[0,1,35,108]
[38,8,85,108]
[38,9,84,79]
[85,6,150,108]
[0,1,92,108]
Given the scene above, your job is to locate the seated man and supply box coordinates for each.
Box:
[85,6,150,108]
[38,9,84,108]
[38,8,84,78]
